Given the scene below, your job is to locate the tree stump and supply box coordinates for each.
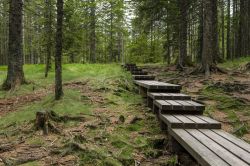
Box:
[35,111,49,135]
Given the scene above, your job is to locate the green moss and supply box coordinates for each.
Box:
[111,140,128,149]
[27,137,45,146]
[19,161,39,166]
[0,89,93,127]
[201,86,244,110]
[218,56,250,69]
[101,158,123,166]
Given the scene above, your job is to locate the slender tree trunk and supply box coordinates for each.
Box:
[248,0,250,55]
[197,0,204,63]
[45,0,53,78]
[89,0,96,63]
[221,0,225,59]
[202,0,218,77]
[227,0,231,59]
[3,0,25,90]
[109,1,114,62]
[212,0,220,63]
[55,0,63,100]
[177,0,189,69]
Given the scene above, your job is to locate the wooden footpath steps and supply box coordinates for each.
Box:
[147,92,191,108]
[169,128,250,166]
[160,114,221,129]
[122,63,250,166]
[133,75,155,81]
[131,70,148,75]
[154,100,205,115]
[135,80,181,97]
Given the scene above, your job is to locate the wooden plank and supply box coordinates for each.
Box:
[159,114,182,128]
[170,129,229,166]
[212,129,250,153]
[147,93,191,100]
[135,81,181,91]
[185,115,207,124]
[188,129,249,166]
[196,115,221,124]
[200,129,250,164]
[133,75,155,80]
[165,100,183,110]
[174,115,194,123]
[175,100,195,110]
[154,100,172,110]
[186,100,205,111]
[160,114,221,129]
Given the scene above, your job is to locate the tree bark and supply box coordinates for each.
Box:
[202,0,218,77]
[55,0,63,100]
[2,0,25,90]
[45,0,53,78]
[226,0,231,59]
[221,0,225,59]
[177,0,189,69]
[89,0,96,63]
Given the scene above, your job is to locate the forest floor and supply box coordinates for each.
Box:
[0,64,175,166]
[0,58,249,166]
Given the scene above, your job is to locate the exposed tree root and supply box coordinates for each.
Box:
[189,65,227,75]
[35,110,86,135]
[48,110,86,122]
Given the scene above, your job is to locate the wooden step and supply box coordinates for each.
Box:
[128,68,142,72]
[169,128,250,166]
[135,80,181,97]
[133,75,155,80]
[131,71,148,75]
[159,114,221,129]
[147,92,191,108]
[154,100,205,115]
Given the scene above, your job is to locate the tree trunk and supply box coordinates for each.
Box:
[45,0,53,78]
[212,0,220,63]
[197,0,204,63]
[3,0,25,90]
[55,0,63,100]
[221,0,225,59]
[89,0,96,63]
[226,0,231,59]
[177,0,189,69]
[109,1,114,62]
[202,0,218,77]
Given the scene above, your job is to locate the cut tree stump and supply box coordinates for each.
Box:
[35,111,49,135]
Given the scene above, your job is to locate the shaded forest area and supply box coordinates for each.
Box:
[0,0,249,66]
[0,0,250,165]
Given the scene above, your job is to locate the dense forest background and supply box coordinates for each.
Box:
[0,0,249,65]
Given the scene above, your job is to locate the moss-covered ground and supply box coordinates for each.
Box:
[0,64,175,166]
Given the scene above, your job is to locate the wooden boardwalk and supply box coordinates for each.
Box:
[122,63,250,166]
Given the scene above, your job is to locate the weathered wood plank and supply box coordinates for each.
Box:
[200,129,250,164]
[212,129,250,153]
[133,75,155,80]
[131,71,148,75]
[175,100,195,110]
[135,80,181,91]
[188,129,249,166]
[160,114,221,129]
[154,100,204,115]
[186,100,205,111]
[170,129,229,166]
